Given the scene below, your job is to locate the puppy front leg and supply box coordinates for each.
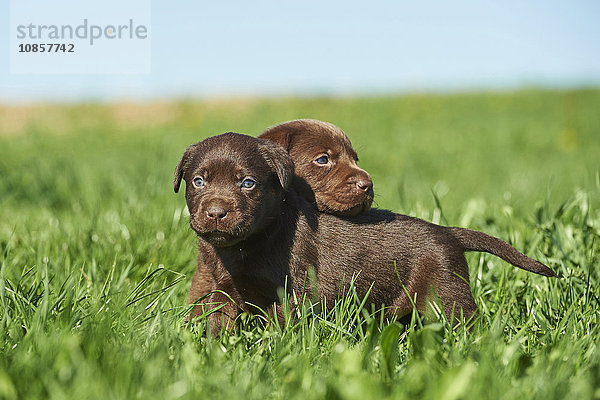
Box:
[187,261,215,320]
[187,263,241,335]
[206,291,240,335]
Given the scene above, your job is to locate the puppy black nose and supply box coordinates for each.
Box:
[207,206,228,220]
[356,179,373,192]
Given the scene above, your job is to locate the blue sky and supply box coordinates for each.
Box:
[1,0,599,102]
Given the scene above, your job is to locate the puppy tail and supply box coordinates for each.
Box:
[448,227,557,277]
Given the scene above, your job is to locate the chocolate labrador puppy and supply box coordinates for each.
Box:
[174,133,556,333]
[259,119,373,216]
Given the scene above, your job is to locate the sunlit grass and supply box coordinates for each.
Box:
[1,88,599,399]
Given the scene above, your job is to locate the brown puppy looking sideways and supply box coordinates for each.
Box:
[175,133,556,333]
[259,119,373,216]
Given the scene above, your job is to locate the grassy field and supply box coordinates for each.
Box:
[0,89,599,399]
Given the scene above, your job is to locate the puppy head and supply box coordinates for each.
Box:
[174,132,294,247]
[260,119,373,216]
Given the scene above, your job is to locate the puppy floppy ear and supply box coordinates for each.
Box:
[258,124,293,151]
[173,154,186,193]
[258,140,295,191]
[174,144,197,193]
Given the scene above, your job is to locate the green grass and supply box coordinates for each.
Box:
[1,88,599,399]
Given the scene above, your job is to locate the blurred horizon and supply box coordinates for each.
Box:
[1,0,599,104]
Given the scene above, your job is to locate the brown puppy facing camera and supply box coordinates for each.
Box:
[174,133,556,334]
[260,119,373,216]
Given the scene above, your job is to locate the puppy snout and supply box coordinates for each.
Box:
[207,205,228,221]
[356,178,373,192]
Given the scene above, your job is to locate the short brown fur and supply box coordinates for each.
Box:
[175,133,556,333]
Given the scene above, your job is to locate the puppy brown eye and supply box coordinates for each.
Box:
[315,155,329,165]
[241,178,256,189]
[193,176,204,188]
